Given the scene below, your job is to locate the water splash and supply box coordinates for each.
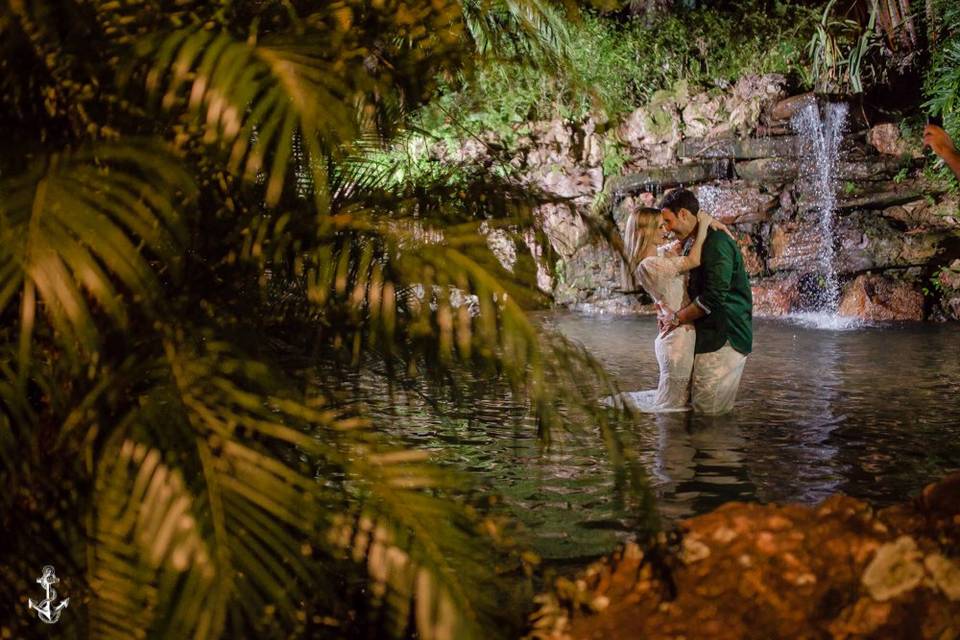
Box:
[791,99,849,322]
[784,311,865,331]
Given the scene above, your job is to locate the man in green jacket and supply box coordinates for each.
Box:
[658,189,753,414]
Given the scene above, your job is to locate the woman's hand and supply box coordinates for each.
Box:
[656,301,679,335]
[698,211,736,241]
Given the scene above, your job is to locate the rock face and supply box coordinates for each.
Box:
[527,473,960,640]
[538,88,960,320]
[435,75,960,320]
[838,273,925,321]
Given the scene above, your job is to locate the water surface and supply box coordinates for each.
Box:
[356,314,960,560]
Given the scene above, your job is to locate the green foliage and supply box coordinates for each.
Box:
[602,133,629,177]
[417,1,818,135]
[924,0,960,184]
[0,1,645,639]
[804,0,881,94]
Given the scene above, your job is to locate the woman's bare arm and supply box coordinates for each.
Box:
[674,212,725,273]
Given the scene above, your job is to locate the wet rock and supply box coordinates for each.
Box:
[838,273,925,321]
[880,193,960,230]
[679,136,798,160]
[838,184,927,211]
[735,157,799,183]
[935,260,960,321]
[837,218,945,273]
[694,182,778,224]
[738,235,765,278]
[608,162,732,195]
[837,157,906,181]
[765,212,946,276]
[765,221,820,273]
[861,536,925,601]
[751,273,801,316]
[769,92,819,122]
[680,536,711,564]
[528,473,960,640]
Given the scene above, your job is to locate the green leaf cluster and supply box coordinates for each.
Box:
[924,0,960,185]
[414,0,817,138]
[0,1,649,638]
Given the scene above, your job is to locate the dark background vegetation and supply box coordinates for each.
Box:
[0,0,957,638]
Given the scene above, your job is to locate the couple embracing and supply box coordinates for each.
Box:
[617,189,753,415]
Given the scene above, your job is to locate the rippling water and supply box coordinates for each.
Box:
[348,314,960,561]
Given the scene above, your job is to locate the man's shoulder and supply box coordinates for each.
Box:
[703,228,737,254]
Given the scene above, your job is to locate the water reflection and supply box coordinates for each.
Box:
[652,412,755,520]
[554,314,960,539]
[334,314,960,561]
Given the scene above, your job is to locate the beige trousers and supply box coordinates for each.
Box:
[691,342,747,414]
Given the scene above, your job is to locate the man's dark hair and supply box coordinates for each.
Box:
[659,189,699,215]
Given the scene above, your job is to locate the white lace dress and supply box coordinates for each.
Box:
[609,255,696,412]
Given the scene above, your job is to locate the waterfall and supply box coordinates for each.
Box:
[790,98,851,326]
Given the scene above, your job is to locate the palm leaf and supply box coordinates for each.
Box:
[0,142,194,366]
[75,330,510,639]
[133,27,367,210]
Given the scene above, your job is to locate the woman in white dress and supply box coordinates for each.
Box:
[613,206,731,412]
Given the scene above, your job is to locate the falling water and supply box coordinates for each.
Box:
[790,98,855,329]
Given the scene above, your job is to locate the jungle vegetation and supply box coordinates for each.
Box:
[0,1,639,638]
[2,0,958,638]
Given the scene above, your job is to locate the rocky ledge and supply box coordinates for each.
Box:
[528,473,960,639]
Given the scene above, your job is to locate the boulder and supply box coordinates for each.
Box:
[534,166,603,201]
[538,203,588,258]
[769,92,815,122]
[618,107,650,149]
[751,273,801,316]
[725,74,788,136]
[867,123,921,158]
[528,473,960,640]
[838,273,924,321]
[681,90,727,139]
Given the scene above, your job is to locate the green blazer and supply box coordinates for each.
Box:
[687,228,753,355]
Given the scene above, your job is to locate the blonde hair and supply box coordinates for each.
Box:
[621,207,660,290]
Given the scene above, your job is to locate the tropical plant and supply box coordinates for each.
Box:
[805,0,882,94]
[413,0,818,143]
[0,1,645,638]
[924,0,960,183]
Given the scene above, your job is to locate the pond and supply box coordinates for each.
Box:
[352,314,960,562]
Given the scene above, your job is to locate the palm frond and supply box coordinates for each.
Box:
[0,141,194,366]
[89,438,219,640]
[75,330,510,639]
[460,0,573,65]
[134,26,368,210]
